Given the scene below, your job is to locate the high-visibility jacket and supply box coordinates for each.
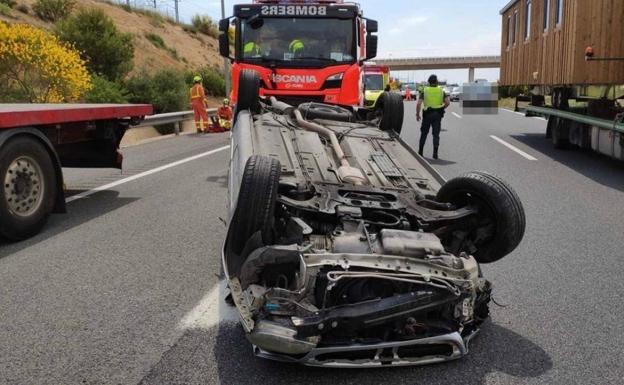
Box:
[218,106,233,120]
[289,39,304,54]
[244,42,261,56]
[190,84,206,101]
[423,86,445,110]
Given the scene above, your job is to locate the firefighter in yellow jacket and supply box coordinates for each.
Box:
[190,75,210,133]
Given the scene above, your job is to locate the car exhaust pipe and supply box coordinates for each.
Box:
[290,106,366,185]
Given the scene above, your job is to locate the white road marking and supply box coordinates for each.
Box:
[179,280,239,330]
[65,145,231,203]
[451,112,462,119]
[490,135,538,161]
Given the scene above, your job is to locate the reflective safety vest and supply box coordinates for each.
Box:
[289,39,304,54]
[423,86,445,110]
[244,42,261,55]
[190,84,204,100]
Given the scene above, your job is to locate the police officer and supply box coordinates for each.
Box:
[416,74,450,159]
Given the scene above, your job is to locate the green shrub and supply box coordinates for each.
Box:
[0,0,16,8]
[84,75,128,103]
[16,3,28,13]
[186,67,225,97]
[33,0,75,21]
[126,68,187,112]
[56,9,134,81]
[0,3,11,15]
[191,15,218,38]
[118,3,131,12]
[145,32,165,49]
[181,24,197,34]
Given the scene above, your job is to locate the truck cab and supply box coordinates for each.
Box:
[363,64,390,107]
[218,0,378,107]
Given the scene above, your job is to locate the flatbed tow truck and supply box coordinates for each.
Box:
[0,103,152,240]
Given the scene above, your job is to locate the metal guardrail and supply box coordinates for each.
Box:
[135,108,218,134]
[525,105,624,134]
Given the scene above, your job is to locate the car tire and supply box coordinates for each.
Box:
[229,155,280,255]
[378,92,404,134]
[552,116,570,149]
[298,102,353,122]
[0,136,57,240]
[235,69,261,121]
[436,171,525,263]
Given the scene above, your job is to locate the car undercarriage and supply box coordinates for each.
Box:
[222,70,525,367]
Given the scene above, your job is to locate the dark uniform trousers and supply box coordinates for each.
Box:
[419,108,443,153]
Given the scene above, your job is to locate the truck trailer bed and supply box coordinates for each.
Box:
[0,104,153,129]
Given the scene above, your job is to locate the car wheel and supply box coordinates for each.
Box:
[298,102,353,122]
[229,155,280,255]
[235,69,261,121]
[436,171,525,263]
[0,136,57,240]
[378,92,404,134]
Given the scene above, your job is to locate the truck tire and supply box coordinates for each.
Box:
[545,115,555,139]
[0,136,57,240]
[298,102,353,122]
[378,92,404,134]
[552,117,570,149]
[229,155,280,255]
[235,69,261,121]
[437,171,525,264]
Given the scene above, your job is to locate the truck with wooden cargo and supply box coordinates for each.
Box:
[0,103,152,240]
[499,0,624,159]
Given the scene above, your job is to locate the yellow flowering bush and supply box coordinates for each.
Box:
[0,22,91,102]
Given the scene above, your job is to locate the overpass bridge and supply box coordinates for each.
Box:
[374,55,501,82]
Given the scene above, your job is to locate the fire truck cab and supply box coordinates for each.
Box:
[218,0,378,107]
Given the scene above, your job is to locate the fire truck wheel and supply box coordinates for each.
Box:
[0,136,57,240]
[378,92,404,134]
[298,102,354,122]
[235,69,261,119]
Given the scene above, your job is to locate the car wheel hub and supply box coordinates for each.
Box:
[4,156,44,217]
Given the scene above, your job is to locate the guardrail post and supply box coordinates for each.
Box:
[174,122,180,136]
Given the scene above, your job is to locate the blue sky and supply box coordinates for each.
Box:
[153,0,511,83]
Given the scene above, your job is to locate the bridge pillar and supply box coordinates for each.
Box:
[468,67,475,83]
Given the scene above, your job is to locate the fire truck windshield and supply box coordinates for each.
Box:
[364,74,384,91]
[240,18,355,66]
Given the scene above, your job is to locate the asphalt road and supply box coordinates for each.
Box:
[1,104,624,385]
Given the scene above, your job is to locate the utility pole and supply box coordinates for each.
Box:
[222,0,231,96]
[153,0,156,9]
[174,0,179,23]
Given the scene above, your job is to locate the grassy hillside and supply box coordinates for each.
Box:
[0,0,222,75]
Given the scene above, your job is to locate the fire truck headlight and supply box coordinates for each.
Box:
[326,73,344,81]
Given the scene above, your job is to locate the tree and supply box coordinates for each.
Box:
[56,9,134,81]
[0,22,91,102]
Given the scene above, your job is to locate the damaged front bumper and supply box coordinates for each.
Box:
[252,330,479,368]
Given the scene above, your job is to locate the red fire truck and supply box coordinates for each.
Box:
[0,104,151,240]
[218,0,378,107]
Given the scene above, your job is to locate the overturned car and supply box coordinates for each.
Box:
[222,70,525,367]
